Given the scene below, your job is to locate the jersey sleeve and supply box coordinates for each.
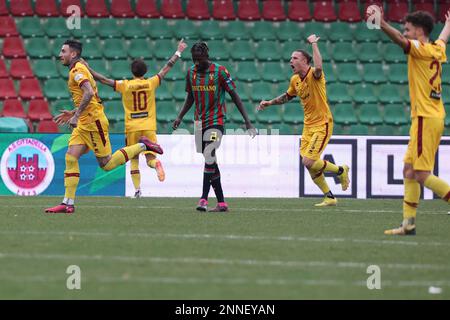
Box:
[114,79,127,93]
[71,66,91,89]
[218,67,236,92]
[286,76,297,97]
[147,75,161,90]
[406,39,447,62]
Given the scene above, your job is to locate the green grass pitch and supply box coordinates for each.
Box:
[0,196,449,299]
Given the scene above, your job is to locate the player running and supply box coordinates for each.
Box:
[172,42,257,212]
[258,34,350,207]
[82,39,187,198]
[46,40,163,213]
[369,7,450,235]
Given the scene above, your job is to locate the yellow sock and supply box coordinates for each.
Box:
[308,169,330,194]
[130,159,141,190]
[424,175,450,203]
[403,178,420,219]
[310,159,340,174]
[147,158,157,169]
[103,144,143,171]
[64,154,79,200]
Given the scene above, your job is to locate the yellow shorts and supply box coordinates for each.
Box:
[404,116,444,171]
[68,116,112,158]
[126,130,157,156]
[300,122,333,161]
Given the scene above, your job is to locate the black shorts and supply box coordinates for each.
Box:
[195,125,224,157]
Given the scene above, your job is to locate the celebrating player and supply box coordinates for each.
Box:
[258,34,350,207]
[369,7,450,235]
[45,40,163,213]
[173,42,257,212]
[82,39,187,198]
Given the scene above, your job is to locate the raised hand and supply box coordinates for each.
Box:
[177,38,188,53]
[307,34,320,44]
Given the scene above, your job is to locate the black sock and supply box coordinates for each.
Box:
[325,191,335,199]
[201,164,215,200]
[210,163,225,203]
[337,167,344,175]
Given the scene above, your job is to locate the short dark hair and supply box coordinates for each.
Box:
[131,59,147,77]
[63,39,82,57]
[405,11,434,36]
[191,42,209,58]
[295,49,312,64]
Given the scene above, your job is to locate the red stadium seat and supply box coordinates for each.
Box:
[9,59,34,79]
[414,1,436,19]
[0,79,18,99]
[111,0,134,17]
[386,2,409,23]
[440,1,450,22]
[19,78,44,100]
[237,0,261,21]
[28,100,53,121]
[1,99,26,118]
[2,37,26,58]
[135,0,160,18]
[0,60,7,78]
[314,1,337,22]
[60,0,84,17]
[338,0,362,22]
[9,0,34,16]
[262,0,286,21]
[0,0,8,15]
[288,0,312,22]
[212,0,236,20]
[187,0,210,20]
[37,119,59,133]
[35,0,60,17]
[161,0,185,19]
[85,0,109,17]
[0,16,19,37]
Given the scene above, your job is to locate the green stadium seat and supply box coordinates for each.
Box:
[89,59,110,77]
[224,21,250,41]
[303,22,327,41]
[354,22,380,42]
[358,104,383,125]
[282,103,303,124]
[282,41,302,61]
[272,123,293,135]
[51,39,66,57]
[171,81,186,101]
[43,79,71,100]
[330,42,356,62]
[128,39,152,59]
[398,124,411,136]
[362,63,387,84]
[155,85,172,101]
[230,40,255,61]
[110,60,130,79]
[157,101,178,123]
[50,99,74,116]
[250,82,273,101]
[256,105,281,124]
[380,23,403,42]
[97,83,121,100]
[357,43,382,63]
[348,124,369,135]
[374,124,397,136]
[206,40,230,61]
[57,61,69,78]
[228,104,256,123]
[323,64,336,83]
[442,64,450,85]
[173,20,199,40]
[236,61,260,82]
[386,64,408,84]
[333,104,358,125]
[0,117,29,133]
[332,124,348,135]
[103,39,128,60]
[198,20,223,40]
[256,41,280,61]
[164,62,185,81]
[103,100,124,122]
[18,17,45,38]
[261,62,287,83]
[445,105,450,126]
[430,23,444,42]
[384,104,409,125]
[327,83,351,104]
[250,21,277,41]
[33,59,59,79]
[121,19,147,39]
[96,19,121,38]
[147,19,173,39]
[325,22,354,42]
[276,21,302,42]
[336,63,361,84]
[383,43,406,63]
[44,18,71,38]
[71,19,97,38]
[153,39,176,60]
[26,38,52,59]
[352,84,378,104]
[81,41,103,59]
[378,84,404,104]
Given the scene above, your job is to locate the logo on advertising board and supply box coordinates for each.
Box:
[0,138,55,196]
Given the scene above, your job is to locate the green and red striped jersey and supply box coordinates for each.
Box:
[185,63,236,128]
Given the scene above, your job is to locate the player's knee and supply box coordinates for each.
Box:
[403,167,414,179]
[414,171,429,185]
[98,156,112,171]
[302,157,314,169]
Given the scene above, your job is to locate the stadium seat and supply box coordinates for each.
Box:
[127,39,152,59]
[326,22,354,42]
[0,60,7,78]
[199,20,223,40]
[155,85,172,101]
[262,0,286,21]
[359,104,383,125]
[250,82,273,101]
[237,0,261,21]
[44,18,72,38]
[262,62,287,83]
[187,0,210,20]
[60,0,83,16]
[313,0,337,22]
[121,19,146,39]
[330,42,356,62]
[276,21,302,42]
[28,99,53,121]
[81,40,103,59]
[153,39,177,60]
[89,59,110,77]
[85,0,110,17]
[352,84,378,104]
[103,39,128,60]
[224,20,250,40]
[445,105,450,126]
[357,43,382,62]
[173,19,199,40]
[228,104,256,122]
[327,83,351,104]
[0,0,7,15]
[354,22,380,42]
[35,0,59,17]
[161,0,185,19]
[430,22,443,42]
[230,40,255,61]
[97,83,120,100]
[110,60,131,79]
[171,81,186,101]
[10,0,34,16]
[42,79,69,100]
[37,120,59,133]
[336,63,361,84]
[250,21,277,41]
[414,0,436,19]
[387,64,408,84]
[157,101,177,122]
[147,19,173,39]
[111,0,134,17]
[0,117,29,133]
[338,0,361,22]
[348,123,369,135]
[197,40,226,61]
[164,62,184,81]
[282,41,304,61]
[442,64,450,85]
[323,64,336,83]
[103,100,124,121]
[26,38,52,59]
[256,41,280,61]
[386,2,409,23]
[9,58,34,79]
[333,104,358,125]
[71,19,97,38]
[97,19,121,38]
[362,63,387,84]
[33,59,60,79]
[18,17,45,38]
[236,61,260,82]
[212,0,236,20]
[303,21,327,41]
[374,124,396,136]
[282,103,304,125]
[50,99,74,116]
[0,16,18,37]
[2,37,26,58]
[135,0,160,18]
[257,105,281,124]
[383,43,406,63]
[384,104,409,125]
[0,79,18,99]
[1,99,27,118]
[288,0,312,21]
[378,84,404,104]
[20,78,44,100]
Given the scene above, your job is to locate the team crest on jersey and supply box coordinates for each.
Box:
[0,138,55,196]
[74,73,84,81]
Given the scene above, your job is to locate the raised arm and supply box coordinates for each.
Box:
[439,10,450,44]
[369,5,409,51]
[158,39,188,80]
[69,81,94,128]
[257,92,295,111]
[307,34,322,78]
[80,58,115,88]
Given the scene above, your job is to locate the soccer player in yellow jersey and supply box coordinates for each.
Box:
[45,40,163,213]
[83,39,187,198]
[258,35,350,206]
[370,8,450,235]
